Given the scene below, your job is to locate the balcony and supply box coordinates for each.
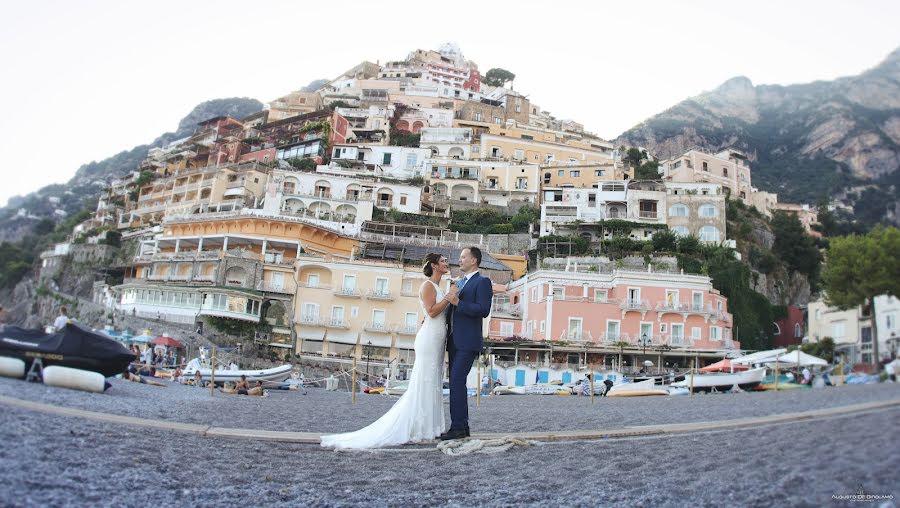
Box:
[620,299,651,312]
[323,318,351,329]
[600,333,631,344]
[656,302,689,314]
[491,303,521,317]
[199,304,260,323]
[298,315,322,326]
[394,324,418,335]
[298,281,332,290]
[364,321,391,333]
[256,281,293,294]
[333,287,362,298]
[192,275,215,283]
[264,256,297,268]
[375,199,393,208]
[367,289,393,301]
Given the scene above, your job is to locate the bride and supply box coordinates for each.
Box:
[321,253,457,449]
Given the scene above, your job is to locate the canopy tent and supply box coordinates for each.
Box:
[731,348,787,365]
[149,336,185,348]
[130,334,153,343]
[764,350,829,367]
[699,358,750,373]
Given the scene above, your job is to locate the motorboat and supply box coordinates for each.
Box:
[606,379,670,397]
[0,323,134,378]
[182,357,292,385]
[671,367,767,393]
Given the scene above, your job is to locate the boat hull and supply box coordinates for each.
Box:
[184,364,293,385]
[671,367,767,393]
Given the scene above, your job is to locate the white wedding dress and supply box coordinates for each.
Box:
[321,281,446,449]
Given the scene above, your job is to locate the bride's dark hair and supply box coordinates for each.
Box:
[422,253,442,276]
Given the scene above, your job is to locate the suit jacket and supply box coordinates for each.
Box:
[448,272,492,352]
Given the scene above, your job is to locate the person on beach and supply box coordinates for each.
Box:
[193,369,203,388]
[603,378,614,396]
[122,367,167,387]
[220,381,265,396]
[235,374,250,395]
[53,306,69,331]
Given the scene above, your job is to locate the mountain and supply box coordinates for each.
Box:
[618,47,900,226]
[0,97,263,242]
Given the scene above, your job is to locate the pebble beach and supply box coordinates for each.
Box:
[1,376,898,506]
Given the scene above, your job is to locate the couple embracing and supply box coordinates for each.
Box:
[321,247,492,449]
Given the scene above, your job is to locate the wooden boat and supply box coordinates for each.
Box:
[671,367,767,393]
[606,379,670,397]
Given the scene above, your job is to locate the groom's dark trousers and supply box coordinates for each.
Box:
[447,341,479,431]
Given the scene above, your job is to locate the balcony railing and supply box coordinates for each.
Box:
[256,281,292,294]
[491,303,522,317]
[620,299,651,312]
[298,315,322,326]
[375,199,393,208]
[367,289,393,301]
[333,287,361,298]
[394,324,418,335]
[364,321,390,333]
[298,282,332,290]
[323,318,351,329]
[639,211,658,219]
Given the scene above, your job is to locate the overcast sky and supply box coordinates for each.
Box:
[0,0,897,207]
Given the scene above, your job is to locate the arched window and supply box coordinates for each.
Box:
[794,323,802,338]
[699,226,720,242]
[669,204,689,217]
[699,204,718,217]
[671,226,690,237]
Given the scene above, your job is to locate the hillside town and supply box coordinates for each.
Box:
[36,44,898,375]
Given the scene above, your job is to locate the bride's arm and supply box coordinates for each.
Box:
[421,281,452,318]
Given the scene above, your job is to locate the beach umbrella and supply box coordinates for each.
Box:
[731,348,787,365]
[763,350,828,367]
[150,336,185,348]
[699,358,750,373]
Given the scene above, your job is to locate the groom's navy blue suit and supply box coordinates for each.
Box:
[447,271,492,432]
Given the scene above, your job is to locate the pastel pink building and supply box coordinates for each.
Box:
[490,268,739,353]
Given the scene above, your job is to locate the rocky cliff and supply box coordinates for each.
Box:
[619,47,900,226]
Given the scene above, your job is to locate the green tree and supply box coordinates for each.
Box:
[651,230,678,252]
[771,211,821,287]
[483,68,516,87]
[623,147,645,168]
[634,160,661,180]
[822,226,900,364]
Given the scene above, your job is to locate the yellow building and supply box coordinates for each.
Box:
[294,257,431,365]
[268,91,325,122]
[125,162,272,228]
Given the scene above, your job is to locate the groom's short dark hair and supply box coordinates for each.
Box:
[466,246,482,266]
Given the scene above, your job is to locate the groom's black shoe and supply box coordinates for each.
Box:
[440,428,468,441]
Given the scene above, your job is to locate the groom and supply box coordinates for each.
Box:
[441,246,493,441]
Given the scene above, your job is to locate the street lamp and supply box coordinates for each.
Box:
[640,333,651,369]
[365,340,372,382]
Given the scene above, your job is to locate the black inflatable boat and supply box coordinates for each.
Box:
[0,322,135,377]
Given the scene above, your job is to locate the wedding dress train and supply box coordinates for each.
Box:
[320,281,446,449]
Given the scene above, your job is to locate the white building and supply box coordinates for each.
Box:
[808,294,900,365]
[330,144,432,179]
[420,128,473,159]
[539,180,727,243]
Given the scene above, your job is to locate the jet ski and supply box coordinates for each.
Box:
[0,322,135,378]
